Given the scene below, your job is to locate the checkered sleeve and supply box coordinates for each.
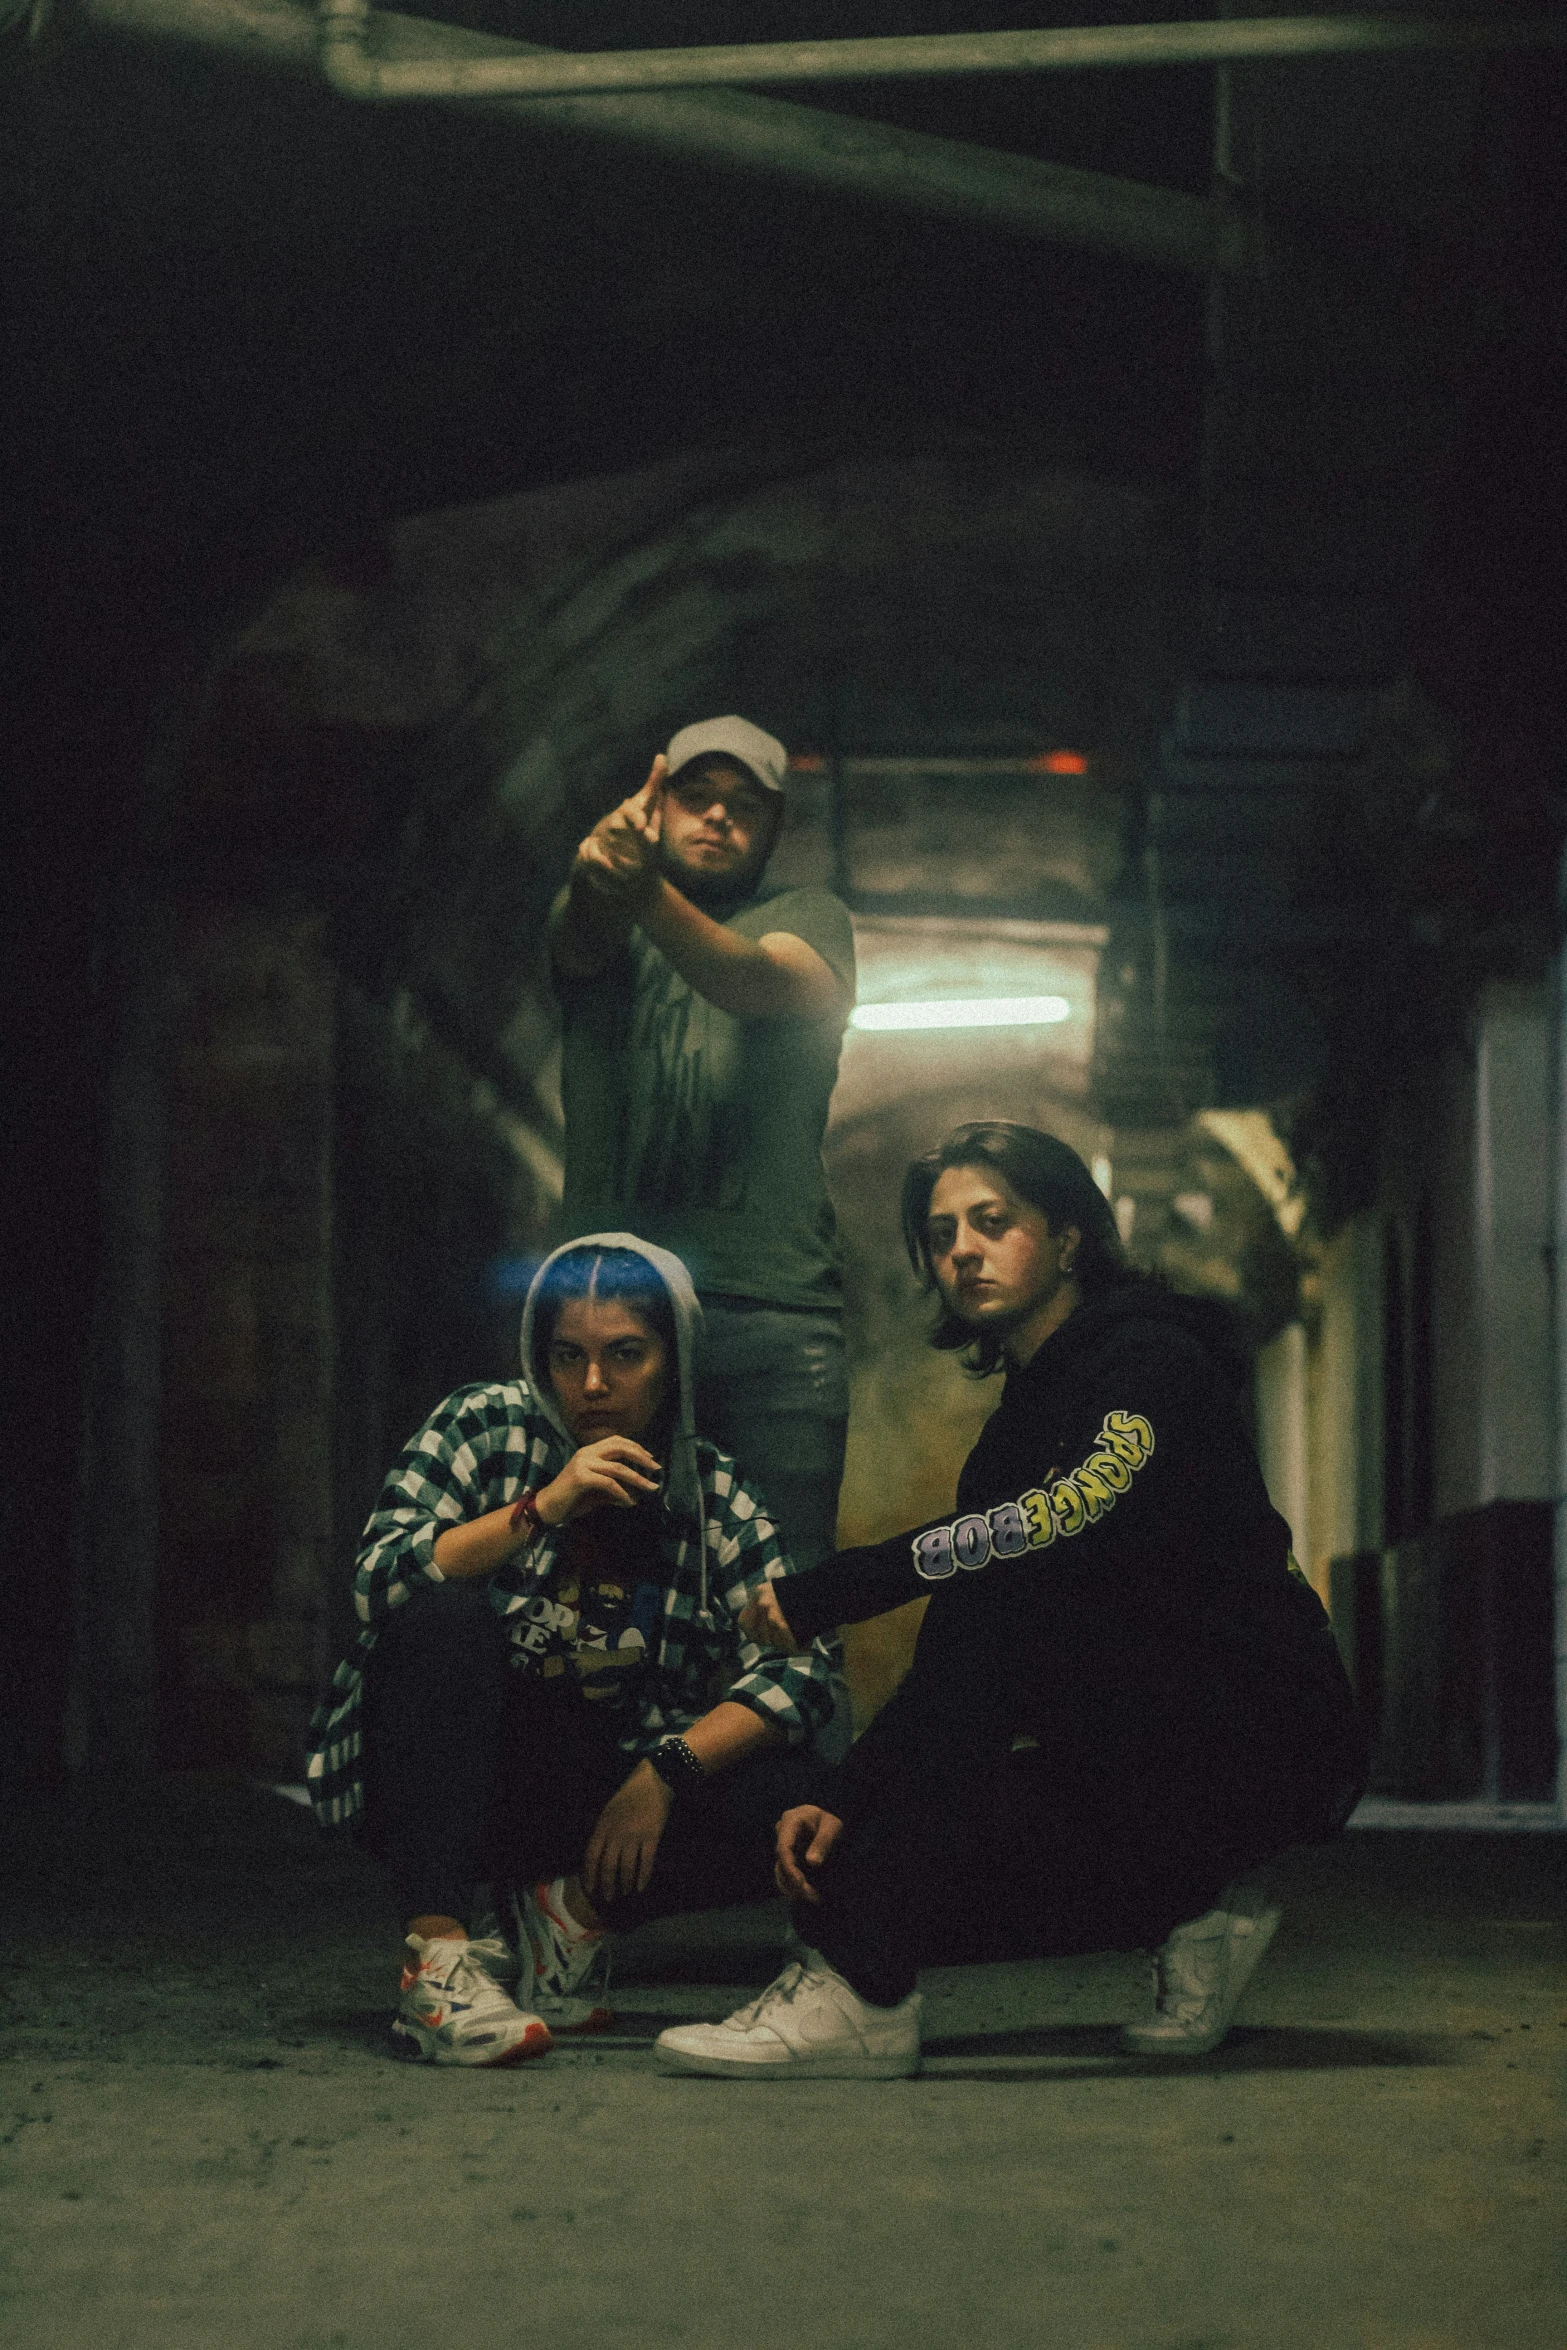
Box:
[352,1385,546,1629]
[306,1383,553,1830]
[705,1459,838,1746]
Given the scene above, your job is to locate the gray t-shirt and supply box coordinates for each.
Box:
[554,884,855,1309]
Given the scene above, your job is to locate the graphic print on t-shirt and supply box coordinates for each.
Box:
[557,882,856,1305]
[511,1561,665,1703]
[622,969,752,1215]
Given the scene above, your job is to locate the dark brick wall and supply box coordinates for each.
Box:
[154,900,337,1776]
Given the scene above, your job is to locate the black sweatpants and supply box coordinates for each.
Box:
[802,1748,1233,2006]
[360,1579,825,1929]
[804,1666,1356,2007]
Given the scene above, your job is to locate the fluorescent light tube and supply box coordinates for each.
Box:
[849,995,1072,1032]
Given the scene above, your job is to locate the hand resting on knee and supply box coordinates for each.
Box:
[774,1803,844,1904]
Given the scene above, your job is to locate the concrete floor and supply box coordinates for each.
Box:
[5,1780,1562,2350]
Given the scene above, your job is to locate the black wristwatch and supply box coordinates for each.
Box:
[647,1735,706,1799]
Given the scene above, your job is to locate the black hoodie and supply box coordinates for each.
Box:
[783,1286,1364,1831]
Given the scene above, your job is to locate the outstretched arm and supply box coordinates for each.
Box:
[766,1384,1175,1651]
[550,758,667,979]
[550,756,849,1020]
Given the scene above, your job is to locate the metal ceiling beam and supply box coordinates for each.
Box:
[78,0,1268,275]
[314,6,1567,105]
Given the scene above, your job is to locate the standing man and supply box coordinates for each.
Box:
[549,717,856,1654]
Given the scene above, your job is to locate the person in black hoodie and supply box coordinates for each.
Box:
[655,1121,1367,2079]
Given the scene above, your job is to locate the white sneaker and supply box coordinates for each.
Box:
[654,1951,922,2079]
[1119,1892,1281,2057]
[511,1883,615,2035]
[392,1934,553,2067]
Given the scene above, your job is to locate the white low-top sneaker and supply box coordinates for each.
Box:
[1119,1893,1281,2057]
[654,1951,922,2079]
[392,1933,553,2067]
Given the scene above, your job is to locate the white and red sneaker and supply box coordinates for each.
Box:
[512,1883,615,2035]
[392,1933,552,2067]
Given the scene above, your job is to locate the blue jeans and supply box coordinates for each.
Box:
[694,1301,851,1757]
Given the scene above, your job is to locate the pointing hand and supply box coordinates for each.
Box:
[575,756,666,903]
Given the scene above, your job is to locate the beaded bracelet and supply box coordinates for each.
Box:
[647,1735,707,1799]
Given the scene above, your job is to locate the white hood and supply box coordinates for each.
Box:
[518,1232,709,1603]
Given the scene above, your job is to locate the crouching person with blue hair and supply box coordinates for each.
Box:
[305,1235,839,2066]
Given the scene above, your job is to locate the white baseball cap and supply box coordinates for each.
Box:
[664,716,788,797]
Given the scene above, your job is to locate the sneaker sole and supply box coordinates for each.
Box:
[391,2017,553,2068]
[1119,1906,1281,2058]
[537,2001,616,2035]
[653,2042,919,2080]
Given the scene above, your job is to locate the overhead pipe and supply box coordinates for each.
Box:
[314,7,1567,105]
[58,1,1567,281]
[77,0,1270,276]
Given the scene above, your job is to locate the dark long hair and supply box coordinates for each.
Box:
[528,1245,679,1415]
[901,1120,1143,1373]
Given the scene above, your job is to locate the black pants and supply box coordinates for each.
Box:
[805,1660,1362,2008]
[801,1748,1232,2006]
[360,1580,824,1928]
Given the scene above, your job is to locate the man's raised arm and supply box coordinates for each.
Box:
[551,755,850,1022]
[549,759,667,979]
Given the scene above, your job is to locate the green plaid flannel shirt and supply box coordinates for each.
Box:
[304,1381,837,1831]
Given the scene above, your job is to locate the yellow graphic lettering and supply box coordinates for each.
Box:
[1084,1447,1131,1493]
[1007,1418,1155,1562]
[1097,1421,1141,1466]
[1102,1409,1154,1465]
[1072,1459,1117,1519]
[1018,1487,1056,1548]
[1049,1478,1085,1538]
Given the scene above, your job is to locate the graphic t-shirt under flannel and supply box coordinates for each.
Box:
[516,1510,667,1705]
[556,883,855,1308]
[303,1381,838,1831]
